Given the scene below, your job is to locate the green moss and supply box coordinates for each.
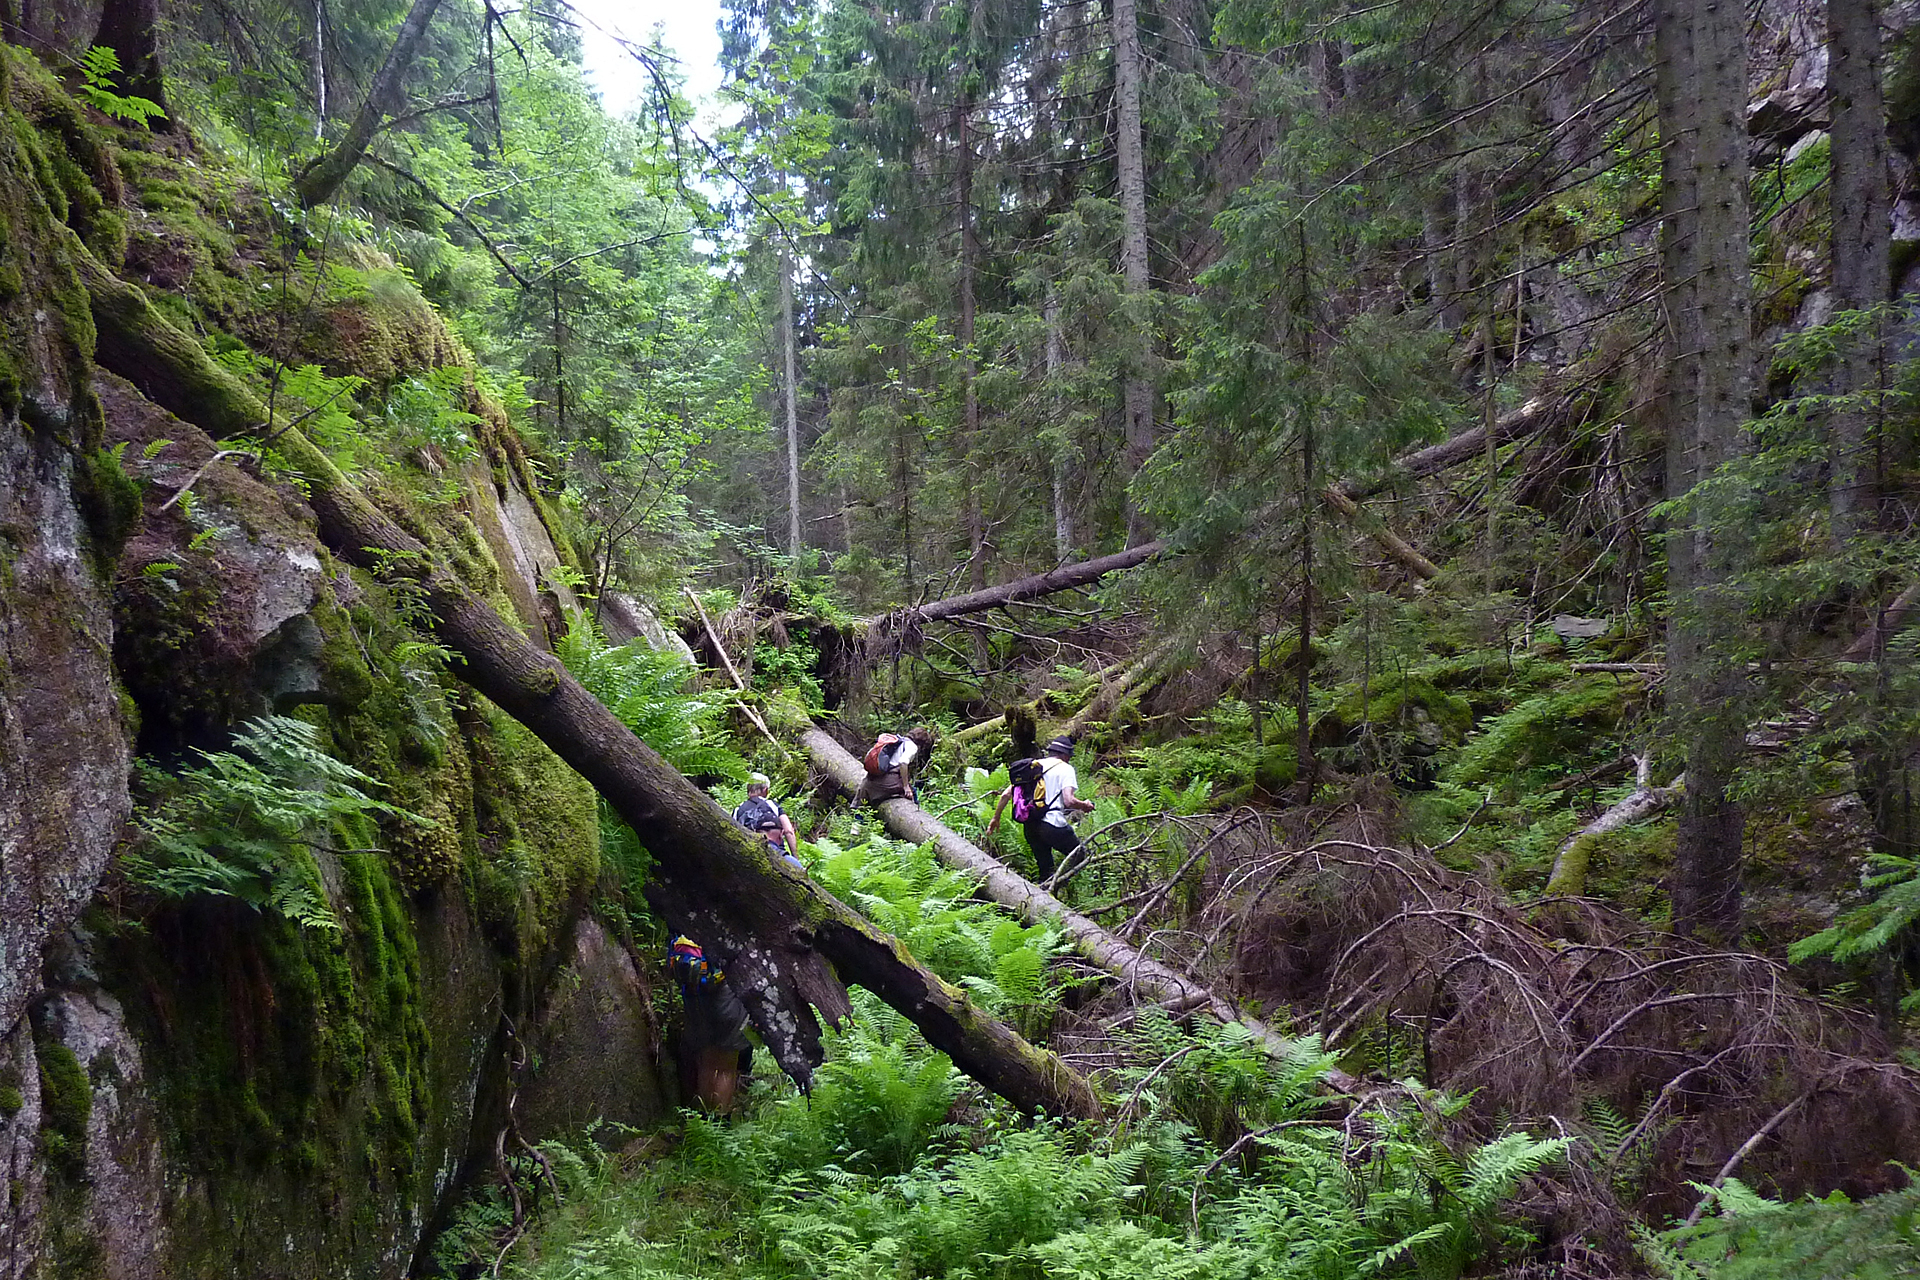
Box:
[36,1040,91,1181]
[1334,673,1473,741]
[307,590,374,709]
[0,1086,22,1117]
[73,442,142,570]
[1445,678,1631,792]
[463,701,600,968]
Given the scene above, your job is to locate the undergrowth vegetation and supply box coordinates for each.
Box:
[438,1001,1570,1280]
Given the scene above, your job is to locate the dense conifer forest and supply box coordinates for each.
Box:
[3,0,1920,1276]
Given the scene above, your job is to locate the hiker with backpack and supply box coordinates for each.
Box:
[986,735,1095,882]
[667,935,753,1114]
[855,727,936,805]
[733,772,803,869]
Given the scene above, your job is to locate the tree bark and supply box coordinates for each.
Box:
[780,248,803,557]
[1045,285,1073,562]
[801,728,1356,1090]
[1112,0,1154,541]
[78,243,1101,1121]
[1828,0,1889,539]
[294,0,445,207]
[1546,757,1683,896]
[1318,488,1440,580]
[1656,0,1751,944]
[1293,225,1316,803]
[956,89,989,665]
[91,0,172,127]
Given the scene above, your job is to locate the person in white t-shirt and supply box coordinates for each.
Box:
[987,735,1094,882]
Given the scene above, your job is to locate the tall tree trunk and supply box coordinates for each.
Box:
[1293,225,1316,803]
[956,92,990,664]
[294,0,444,207]
[1045,285,1073,562]
[550,276,566,435]
[1657,0,1752,944]
[77,245,1102,1120]
[1113,0,1154,540]
[1829,0,1889,538]
[313,0,327,137]
[780,247,803,558]
[1829,0,1909,898]
[91,0,172,126]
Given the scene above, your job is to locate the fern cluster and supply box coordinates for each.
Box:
[1642,1179,1920,1279]
[557,615,747,781]
[808,834,1062,1015]
[128,716,415,928]
[448,996,1567,1280]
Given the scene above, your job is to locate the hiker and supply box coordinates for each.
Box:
[734,772,803,868]
[854,727,936,805]
[668,936,753,1114]
[987,735,1095,882]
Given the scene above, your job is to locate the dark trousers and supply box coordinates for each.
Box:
[1022,819,1080,881]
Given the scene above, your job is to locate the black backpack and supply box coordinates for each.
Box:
[1007,758,1048,823]
[735,795,782,834]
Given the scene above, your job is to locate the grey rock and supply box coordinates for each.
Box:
[518,917,670,1141]
[1550,614,1610,640]
[600,591,696,664]
[0,421,130,1041]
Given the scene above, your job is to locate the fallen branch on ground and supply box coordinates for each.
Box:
[1545,755,1684,897]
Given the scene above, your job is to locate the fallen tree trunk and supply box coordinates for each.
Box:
[1058,641,1176,740]
[1319,488,1440,581]
[1336,394,1579,502]
[80,244,1100,1120]
[801,728,1357,1090]
[874,541,1166,629]
[1546,756,1683,896]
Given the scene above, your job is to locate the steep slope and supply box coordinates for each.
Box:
[0,45,668,1279]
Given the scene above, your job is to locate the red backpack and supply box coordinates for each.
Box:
[863,733,905,777]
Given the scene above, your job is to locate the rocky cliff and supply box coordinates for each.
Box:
[0,44,669,1279]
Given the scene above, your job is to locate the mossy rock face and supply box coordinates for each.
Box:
[1444,677,1633,793]
[7,61,657,1276]
[93,856,435,1278]
[32,1036,89,1182]
[304,255,464,386]
[461,700,601,977]
[0,38,135,1061]
[1315,673,1473,783]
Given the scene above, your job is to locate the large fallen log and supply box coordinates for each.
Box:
[801,728,1358,1089]
[1336,394,1580,503]
[80,243,1100,1121]
[872,541,1166,629]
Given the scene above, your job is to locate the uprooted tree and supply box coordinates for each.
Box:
[77,237,1101,1122]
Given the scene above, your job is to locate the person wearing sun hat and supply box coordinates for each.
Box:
[733,772,803,868]
[987,734,1095,882]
